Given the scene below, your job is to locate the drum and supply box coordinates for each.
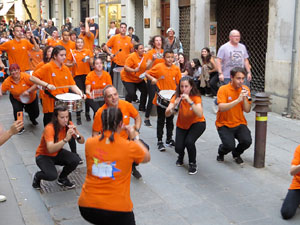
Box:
[91,89,104,102]
[55,93,83,112]
[157,90,176,108]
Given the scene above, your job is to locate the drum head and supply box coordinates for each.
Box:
[56,93,81,101]
[20,94,30,104]
[159,90,176,100]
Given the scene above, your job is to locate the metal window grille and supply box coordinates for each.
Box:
[179,6,191,59]
[216,0,269,92]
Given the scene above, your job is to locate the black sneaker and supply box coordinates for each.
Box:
[216,154,224,162]
[157,141,166,152]
[85,114,91,122]
[132,166,142,179]
[176,159,183,167]
[32,173,41,190]
[188,163,197,175]
[77,154,84,164]
[166,139,175,147]
[234,156,244,165]
[57,177,75,189]
[77,118,82,125]
[144,120,152,127]
[18,128,25,135]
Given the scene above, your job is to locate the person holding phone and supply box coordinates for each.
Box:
[0,120,23,202]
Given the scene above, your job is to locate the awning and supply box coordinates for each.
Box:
[0,2,14,17]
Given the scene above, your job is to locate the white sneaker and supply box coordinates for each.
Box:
[0,195,7,202]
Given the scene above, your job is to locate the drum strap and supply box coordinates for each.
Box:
[44,89,58,101]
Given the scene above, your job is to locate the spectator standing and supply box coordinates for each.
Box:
[89,18,99,46]
[45,20,58,38]
[164,27,183,54]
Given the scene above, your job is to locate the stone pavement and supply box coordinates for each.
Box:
[0,93,300,225]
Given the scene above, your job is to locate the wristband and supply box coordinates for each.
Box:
[135,127,140,133]
[45,83,49,88]
[132,135,139,141]
[63,138,68,143]
[189,102,194,106]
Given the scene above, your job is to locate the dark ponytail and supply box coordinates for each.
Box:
[99,108,123,142]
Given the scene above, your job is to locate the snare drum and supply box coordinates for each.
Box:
[157,90,176,108]
[91,89,104,102]
[55,93,83,112]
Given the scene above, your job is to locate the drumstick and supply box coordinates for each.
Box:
[136,56,144,70]
[56,85,74,89]
[70,49,78,67]
[112,49,122,58]
[157,76,165,81]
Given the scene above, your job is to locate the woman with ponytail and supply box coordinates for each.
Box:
[78,107,150,225]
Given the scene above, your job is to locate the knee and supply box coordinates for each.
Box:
[241,138,252,148]
[185,139,195,149]
[46,170,58,181]
[222,142,235,153]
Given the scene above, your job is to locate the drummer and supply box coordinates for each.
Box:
[30,45,85,126]
[145,50,181,152]
[85,57,112,118]
[66,38,93,125]
[144,35,165,127]
[120,43,147,111]
[1,64,39,133]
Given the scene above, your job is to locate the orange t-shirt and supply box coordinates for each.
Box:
[32,61,76,113]
[35,122,73,157]
[1,72,37,103]
[146,49,164,68]
[170,95,205,129]
[147,62,181,105]
[120,52,147,83]
[35,61,45,71]
[216,83,251,128]
[78,132,145,211]
[289,145,300,189]
[46,38,60,47]
[0,39,34,71]
[93,100,138,139]
[79,32,95,52]
[67,48,93,76]
[106,34,133,66]
[55,40,75,62]
[85,70,112,99]
[28,49,43,71]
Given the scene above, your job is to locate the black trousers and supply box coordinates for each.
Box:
[43,112,78,154]
[145,80,156,118]
[175,122,206,164]
[281,189,300,220]
[157,105,174,142]
[110,62,122,83]
[209,72,219,96]
[79,206,136,225]
[122,80,147,110]
[74,75,89,118]
[86,99,105,118]
[9,93,39,122]
[217,124,252,157]
[35,149,80,181]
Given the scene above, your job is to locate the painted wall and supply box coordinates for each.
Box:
[265,0,296,114]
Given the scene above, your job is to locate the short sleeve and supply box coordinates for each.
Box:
[217,45,225,59]
[147,64,160,78]
[1,79,9,92]
[127,102,138,119]
[292,145,300,166]
[106,35,114,48]
[93,108,104,132]
[44,124,55,142]
[128,141,145,164]
[85,74,92,85]
[125,55,134,68]
[217,86,227,104]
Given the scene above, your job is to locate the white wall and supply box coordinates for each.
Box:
[265,0,297,114]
